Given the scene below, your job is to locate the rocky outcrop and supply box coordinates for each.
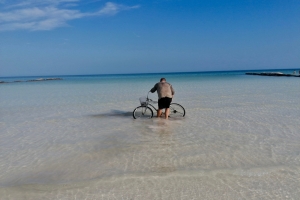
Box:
[246,72,300,77]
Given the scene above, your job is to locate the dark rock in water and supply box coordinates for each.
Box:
[0,81,7,84]
[27,78,45,82]
[46,78,62,80]
[14,80,24,82]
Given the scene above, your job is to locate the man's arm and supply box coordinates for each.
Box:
[150,83,157,93]
[170,85,175,96]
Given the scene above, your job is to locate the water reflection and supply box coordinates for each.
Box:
[145,119,180,173]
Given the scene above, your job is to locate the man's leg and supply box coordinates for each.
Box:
[165,108,170,119]
[157,109,163,118]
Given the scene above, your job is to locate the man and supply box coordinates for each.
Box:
[150,78,175,119]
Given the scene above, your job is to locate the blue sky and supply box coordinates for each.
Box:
[0,0,299,76]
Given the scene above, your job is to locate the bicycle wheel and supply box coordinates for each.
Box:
[169,103,185,117]
[133,106,153,119]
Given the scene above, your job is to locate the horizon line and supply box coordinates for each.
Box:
[1,68,299,79]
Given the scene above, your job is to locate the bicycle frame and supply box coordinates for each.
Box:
[133,92,185,119]
[142,92,158,113]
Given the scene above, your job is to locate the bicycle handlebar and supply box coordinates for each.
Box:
[145,91,158,103]
[147,91,151,100]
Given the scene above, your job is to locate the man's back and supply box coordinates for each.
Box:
[151,81,174,99]
[150,78,175,119]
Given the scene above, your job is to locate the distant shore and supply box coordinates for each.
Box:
[245,72,300,77]
[0,77,63,84]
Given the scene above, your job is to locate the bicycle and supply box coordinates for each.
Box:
[132,92,185,119]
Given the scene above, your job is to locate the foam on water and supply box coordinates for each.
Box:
[0,71,300,199]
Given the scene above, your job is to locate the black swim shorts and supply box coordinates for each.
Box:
[158,97,172,109]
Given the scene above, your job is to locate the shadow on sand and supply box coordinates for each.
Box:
[89,110,133,118]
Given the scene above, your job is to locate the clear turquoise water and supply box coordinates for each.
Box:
[1,70,300,199]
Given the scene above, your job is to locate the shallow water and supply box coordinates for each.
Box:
[1,71,300,199]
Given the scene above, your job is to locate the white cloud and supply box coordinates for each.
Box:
[5,0,80,9]
[0,1,140,31]
[96,2,140,16]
